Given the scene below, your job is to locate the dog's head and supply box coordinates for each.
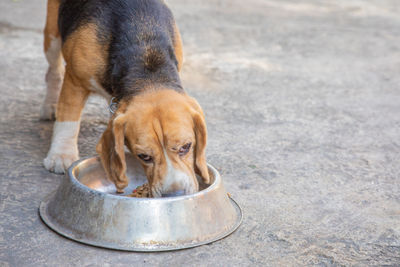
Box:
[96,89,209,197]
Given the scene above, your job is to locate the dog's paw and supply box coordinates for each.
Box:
[43,152,78,174]
[39,103,56,121]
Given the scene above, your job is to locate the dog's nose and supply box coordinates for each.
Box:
[161,190,185,197]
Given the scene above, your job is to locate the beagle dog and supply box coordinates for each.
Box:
[41,0,210,197]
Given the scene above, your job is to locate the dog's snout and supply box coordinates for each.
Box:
[161,190,185,198]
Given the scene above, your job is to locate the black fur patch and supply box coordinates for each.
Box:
[143,47,165,72]
[58,0,182,100]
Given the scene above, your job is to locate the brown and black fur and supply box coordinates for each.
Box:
[42,0,210,197]
[59,0,183,101]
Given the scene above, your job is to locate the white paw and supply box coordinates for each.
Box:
[44,121,80,173]
[43,151,79,174]
[40,103,56,121]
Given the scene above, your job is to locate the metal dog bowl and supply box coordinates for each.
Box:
[39,154,242,251]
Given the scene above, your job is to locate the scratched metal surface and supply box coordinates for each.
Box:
[39,155,242,251]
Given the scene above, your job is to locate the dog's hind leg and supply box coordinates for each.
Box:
[40,0,64,120]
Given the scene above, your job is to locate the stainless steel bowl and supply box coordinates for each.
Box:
[39,154,242,251]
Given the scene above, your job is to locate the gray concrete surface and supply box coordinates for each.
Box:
[1,0,400,265]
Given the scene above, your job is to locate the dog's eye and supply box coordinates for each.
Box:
[138,154,153,163]
[179,143,192,156]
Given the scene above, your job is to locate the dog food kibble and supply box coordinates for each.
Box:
[128,183,150,198]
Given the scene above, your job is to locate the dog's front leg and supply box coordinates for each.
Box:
[44,70,89,173]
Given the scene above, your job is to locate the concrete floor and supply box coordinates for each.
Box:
[1,0,400,266]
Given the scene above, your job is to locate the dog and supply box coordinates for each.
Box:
[41,0,210,197]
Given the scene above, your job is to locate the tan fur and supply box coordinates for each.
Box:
[97,113,129,192]
[173,23,183,71]
[189,101,210,184]
[44,1,208,194]
[44,0,61,52]
[96,90,209,194]
[61,24,107,84]
[56,24,107,121]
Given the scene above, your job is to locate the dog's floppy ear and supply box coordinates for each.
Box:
[96,114,128,193]
[188,97,210,184]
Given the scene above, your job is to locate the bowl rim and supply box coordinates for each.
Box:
[40,155,243,251]
[68,156,221,202]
